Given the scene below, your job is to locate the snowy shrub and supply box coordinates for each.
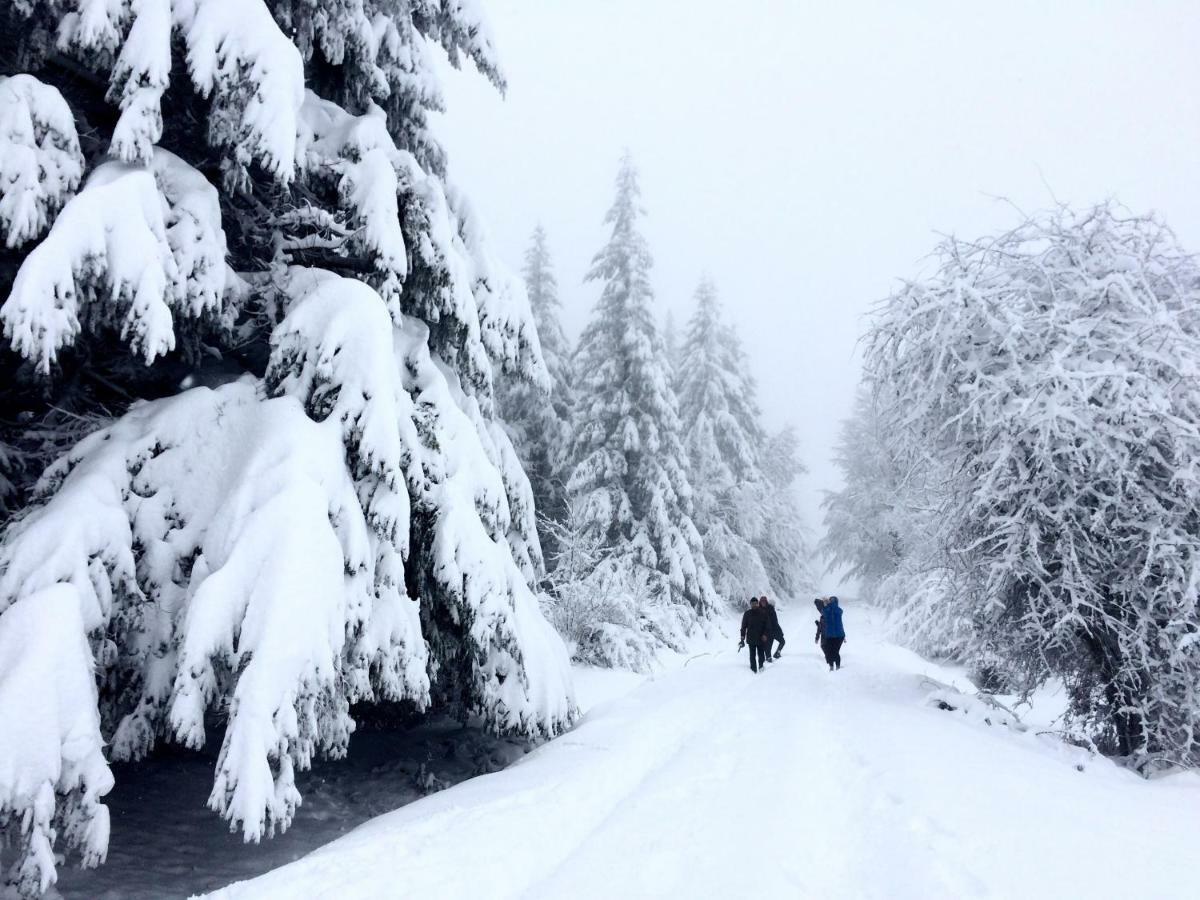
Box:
[543,559,689,673]
[849,203,1200,770]
[540,501,694,672]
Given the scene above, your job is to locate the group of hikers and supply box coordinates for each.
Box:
[738,595,846,673]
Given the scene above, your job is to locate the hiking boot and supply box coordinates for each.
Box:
[773,652,781,659]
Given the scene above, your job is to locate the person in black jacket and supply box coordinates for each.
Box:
[738,597,770,672]
[761,596,785,659]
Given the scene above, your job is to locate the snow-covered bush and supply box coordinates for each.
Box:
[0,1,576,894]
[544,562,662,673]
[539,500,691,672]
[847,203,1200,770]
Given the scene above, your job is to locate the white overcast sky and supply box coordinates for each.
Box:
[433,1,1200,588]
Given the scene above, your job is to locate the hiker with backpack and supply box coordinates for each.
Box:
[817,596,846,671]
[761,596,785,659]
[738,596,771,673]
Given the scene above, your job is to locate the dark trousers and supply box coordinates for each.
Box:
[821,637,844,668]
[767,634,786,656]
[748,639,767,671]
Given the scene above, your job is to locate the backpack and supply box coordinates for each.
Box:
[823,603,845,639]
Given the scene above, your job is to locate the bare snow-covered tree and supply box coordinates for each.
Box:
[0,3,576,895]
[857,203,1200,770]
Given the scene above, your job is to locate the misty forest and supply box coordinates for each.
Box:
[0,2,1196,899]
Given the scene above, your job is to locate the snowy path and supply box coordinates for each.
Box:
[208,608,1199,900]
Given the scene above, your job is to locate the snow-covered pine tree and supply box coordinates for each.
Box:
[821,388,908,598]
[663,308,681,380]
[859,203,1200,770]
[0,3,575,895]
[497,225,573,566]
[564,153,717,629]
[753,425,815,601]
[675,278,772,602]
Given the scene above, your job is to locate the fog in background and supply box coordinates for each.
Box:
[433,0,1200,590]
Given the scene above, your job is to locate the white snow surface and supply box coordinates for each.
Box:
[205,606,1199,900]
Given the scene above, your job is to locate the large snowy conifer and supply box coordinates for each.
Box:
[753,425,816,601]
[0,3,575,894]
[564,154,716,621]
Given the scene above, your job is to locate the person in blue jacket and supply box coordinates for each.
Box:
[820,596,846,671]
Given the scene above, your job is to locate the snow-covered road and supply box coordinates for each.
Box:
[207,608,1199,900]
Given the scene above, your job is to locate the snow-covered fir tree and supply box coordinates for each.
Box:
[675,278,770,600]
[497,225,573,566]
[745,425,814,601]
[0,3,576,895]
[841,203,1200,771]
[563,153,717,635]
[673,278,813,603]
[821,388,908,597]
[663,308,681,379]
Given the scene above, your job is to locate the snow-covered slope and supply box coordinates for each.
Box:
[206,608,1199,900]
